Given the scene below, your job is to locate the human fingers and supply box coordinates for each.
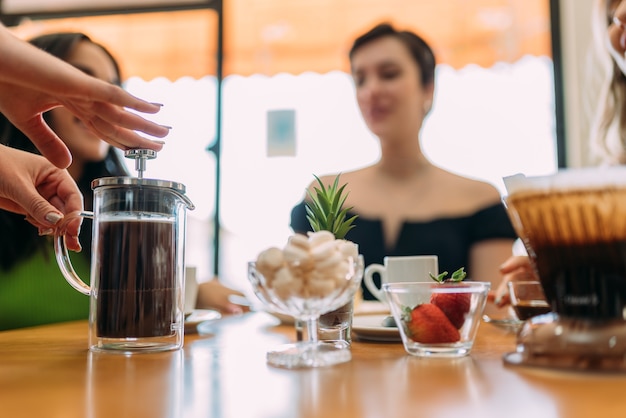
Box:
[493,264,538,307]
[18,152,84,251]
[52,212,83,253]
[196,281,250,314]
[496,256,534,305]
[215,291,249,315]
[487,290,510,306]
[499,255,533,274]
[63,81,169,139]
[22,212,81,252]
[7,168,68,229]
[0,82,73,168]
[227,294,252,314]
[14,114,73,168]
[0,146,65,223]
[87,110,168,150]
[492,277,512,307]
[61,100,168,151]
[85,81,164,116]
[91,101,170,139]
[36,184,83,253]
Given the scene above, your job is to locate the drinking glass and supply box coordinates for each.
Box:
[508,281,551,320]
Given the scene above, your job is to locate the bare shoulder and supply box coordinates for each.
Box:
[434,168,502,210]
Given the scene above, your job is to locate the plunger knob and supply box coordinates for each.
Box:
[124,149,157,179]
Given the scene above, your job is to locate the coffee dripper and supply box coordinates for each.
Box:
[502,168,626,371]
[55,149,195,353]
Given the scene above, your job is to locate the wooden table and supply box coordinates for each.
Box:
[1,312,625,418]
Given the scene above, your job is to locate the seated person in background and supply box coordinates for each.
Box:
[496,0,626,305]
[290,23,517,308]
[0,32,245,331]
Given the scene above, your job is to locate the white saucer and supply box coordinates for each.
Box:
[354,300,389,315]
[352,314,402,342]
[185,309,222,333]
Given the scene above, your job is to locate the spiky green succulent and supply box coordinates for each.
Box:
[305,174,358,239]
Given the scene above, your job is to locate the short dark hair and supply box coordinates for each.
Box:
[349,23,436,87]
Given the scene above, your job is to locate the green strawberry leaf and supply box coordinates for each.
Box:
[401,305,413,322]
[429,271,448,283]
[429,267,466,283]
[450,267,467,282]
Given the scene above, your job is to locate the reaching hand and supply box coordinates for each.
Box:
[489,255,539,307]
[0,26,169,169]
[196,280,251,315]
[0,144,83,251]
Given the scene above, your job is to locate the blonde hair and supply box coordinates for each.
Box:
[590,0,626,165]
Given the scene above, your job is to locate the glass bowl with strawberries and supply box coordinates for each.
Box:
[383,268,490,358]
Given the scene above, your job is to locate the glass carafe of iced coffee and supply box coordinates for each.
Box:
[502,167,626,371]
[54,149,195,353]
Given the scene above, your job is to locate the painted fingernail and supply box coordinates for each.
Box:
[151,102,164,107]
[151,140,166,145]
[160,125,173,130]
[45,212,63,225]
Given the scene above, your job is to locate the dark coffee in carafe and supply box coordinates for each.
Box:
[505,185,626,320]
[96,216,177,338]
[55,150,195,353]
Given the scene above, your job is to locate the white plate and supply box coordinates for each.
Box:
[354,300,390,315]
[352,314,402,342]
[185,309,222,333]
[266,301,389,326]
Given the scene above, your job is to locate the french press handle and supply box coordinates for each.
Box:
[54,211,94,296]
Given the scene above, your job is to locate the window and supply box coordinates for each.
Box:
[6,0,557,293]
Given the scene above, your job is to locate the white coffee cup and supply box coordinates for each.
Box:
[364,255,438,302]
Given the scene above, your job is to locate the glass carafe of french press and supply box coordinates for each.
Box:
[55,149,195,353]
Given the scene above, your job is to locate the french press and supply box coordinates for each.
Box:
[55,149,195,353]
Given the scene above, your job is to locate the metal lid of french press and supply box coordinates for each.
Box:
[91,149,187,194]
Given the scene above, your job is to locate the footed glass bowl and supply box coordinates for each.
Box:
[248,255,363,368]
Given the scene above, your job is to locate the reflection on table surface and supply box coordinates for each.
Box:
[1,312,626,418]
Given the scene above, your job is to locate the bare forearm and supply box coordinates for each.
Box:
[0,25,81,90]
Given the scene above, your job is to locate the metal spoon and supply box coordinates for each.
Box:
[482,314,523,332]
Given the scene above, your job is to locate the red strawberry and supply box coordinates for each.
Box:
[430,289,471,329]
[404,303,460,343]
[429,267,471,329]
